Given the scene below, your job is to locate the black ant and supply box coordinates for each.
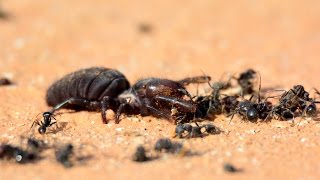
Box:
[234,69,257,96]
[193,76,232,119]
[229,72,273,122]
[175,123,221,138]
[31,112,57,134]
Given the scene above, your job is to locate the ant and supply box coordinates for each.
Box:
[229,73,273,122]
[175,123,221,138]
[193,76,232,119]
[31,112,57,134]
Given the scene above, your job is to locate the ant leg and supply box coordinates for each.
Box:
[30,121,41,131]
[154,95,197,113]
[144,104,172,119]
[101,96,112,124]
[178,76,211,86]
[49,121,57,128]
[115,103,128,124]
[228,111,237,125]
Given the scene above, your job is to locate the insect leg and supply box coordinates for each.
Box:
[30,121,41,131]
[154,95,197,113]
[178,75,211,86]
[144,104,172,119]
[115,103,128,124]
[101,96,112,124]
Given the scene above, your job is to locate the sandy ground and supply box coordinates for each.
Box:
[1,0,320,179]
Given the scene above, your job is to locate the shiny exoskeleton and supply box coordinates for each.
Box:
[44,67,130,124]
[31,112,57,134]
[116,76,210,123]
[270,85,319,120]
[221,95,239,115]
[194,80,230,119]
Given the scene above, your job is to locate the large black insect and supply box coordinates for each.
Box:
[43,67,130,125]
[115,76,211,123]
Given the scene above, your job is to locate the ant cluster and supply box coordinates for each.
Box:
[194,69,320,122]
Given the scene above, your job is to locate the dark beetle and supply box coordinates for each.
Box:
[116,76,210,123]
[44,67,130,124]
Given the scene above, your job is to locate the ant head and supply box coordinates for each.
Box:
[43,112,52,118]
[246,108,258,122]
[38,126,46,134]
[306,103,317,117]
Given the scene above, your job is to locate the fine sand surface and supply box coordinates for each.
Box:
[0,0,320,179]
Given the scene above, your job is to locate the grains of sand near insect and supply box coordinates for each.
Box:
[272,121,291,128]
[129,117,141,122]
[245,129,260,134]
[116,137,123,144]
[298,120,310,126]
[116,127,124,132]
[300,138,307,143]
[236,146,245,152]
[225,151,232,157]
[8,127,15,131]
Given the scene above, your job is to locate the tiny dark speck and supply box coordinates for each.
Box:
[0,78,13,86]
[138,23,153,34]
[223,163,241,173]
[0,9,10,20]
